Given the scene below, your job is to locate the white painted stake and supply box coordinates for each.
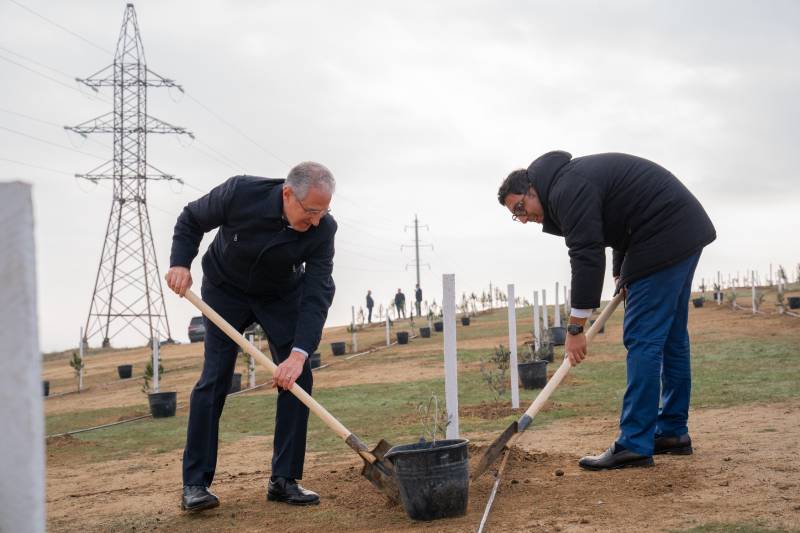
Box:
[442,274,460,439]
[752,271,757,314]
[554,282,561,327]
[152,329,160,393]
[507,284,519,409]
[0,182,46,533]
[533,291,541,351]
[247,334,256,388]
[78,326,84,391]
[385,316,391,346]
[351,306,357,353]
[542,289,549,330]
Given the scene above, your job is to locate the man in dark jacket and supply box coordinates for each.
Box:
[498,151,715,470]
[415,284,423,317]
[366,290,374,323]
[166,162,336,511]
[394,289,406,319]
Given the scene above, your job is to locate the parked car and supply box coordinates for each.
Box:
[188,316,205,342]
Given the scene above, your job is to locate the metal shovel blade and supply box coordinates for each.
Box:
[360,439,401,504]
[471,421,518,480]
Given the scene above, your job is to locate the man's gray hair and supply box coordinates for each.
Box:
[286,161,336,199]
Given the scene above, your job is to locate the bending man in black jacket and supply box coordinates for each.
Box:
[498,151,715,471]
[166,162,336,511]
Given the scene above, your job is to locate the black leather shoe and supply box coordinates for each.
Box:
[654,433,693,455]
[181,485,219,512]
[579,444,655,471]
[267,477,320,506]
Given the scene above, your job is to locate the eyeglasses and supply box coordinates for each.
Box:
[511,193,529,221]
[295,193,331,218]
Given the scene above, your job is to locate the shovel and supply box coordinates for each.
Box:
[183,289,400,503]
[471,291,624,480]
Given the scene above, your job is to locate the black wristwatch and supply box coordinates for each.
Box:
[567,324,584,336]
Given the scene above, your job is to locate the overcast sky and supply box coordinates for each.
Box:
[1,0,798,352]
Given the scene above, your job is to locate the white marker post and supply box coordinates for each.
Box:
[443,274,460,439]
[542,289,549,332]
[247,333,256,388]
[152,329,160,393]
[554,282,561,327]
[78,326,84,392]
[533,291,541,351]
[752,271,757,314]
[0,183,46,533]
[507,284,519,409]
[351,306,357,353]
[385,316,391,346]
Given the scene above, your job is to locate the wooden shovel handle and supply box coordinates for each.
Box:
[184,289,353,442]
[521,292,624,422]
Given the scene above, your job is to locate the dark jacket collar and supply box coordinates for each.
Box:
[526,150,572,235]
[263,179,287,219]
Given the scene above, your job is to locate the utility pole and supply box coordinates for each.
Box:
[67,4,192,347]
[402,215,433,308]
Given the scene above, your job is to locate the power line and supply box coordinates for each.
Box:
[0,51,107,102]
[0,124,106,160]
[6,0,113,55]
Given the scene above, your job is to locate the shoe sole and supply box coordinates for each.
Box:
[654,446,693,456]
[181,499,220,513]
[579,457,655,471]
[267,493,320,506]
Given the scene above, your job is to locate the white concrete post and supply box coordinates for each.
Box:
[542,289,549,331]
[0,182,46,533]
[443,274,459,439]
[533,291,541,351]
[752,270,757,314]
[152,329,160,393]
[507,284,519,409]
[78,326,84,391]
[351,305,357,353]
[385,316,391,346]
[554,282,561,327]
[247,333,256,388]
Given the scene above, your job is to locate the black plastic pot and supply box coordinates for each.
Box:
[518,360,548,389]
[692,297,705,308]
[420,327,431,338]
[43,380,49,397]
[461,317,470,326]
[433,321,443,332]
[385,439,470,521]
[589,319,605,334]
[397,331,410,344]
[229,372,242,394]
[310,352,321,369]
[117,364,133,379]
[331,341,347,356]
[548,326,566,346]
[148,391,177,418]
[788,296,800,309]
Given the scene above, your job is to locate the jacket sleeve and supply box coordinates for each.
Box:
[553,178,606,309]
[169,177,238,268]
[612,249,625,278]
[293,222,337,353]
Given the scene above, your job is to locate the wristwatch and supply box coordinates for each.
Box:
[567,324,584,336]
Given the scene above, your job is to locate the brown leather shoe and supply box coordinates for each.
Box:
[579,445,654,471]
[654,433,693,455]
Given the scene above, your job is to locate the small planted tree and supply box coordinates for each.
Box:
[69,351,84,392]
[728,289,738,310]
[142,360,165,394]
[416,394,450,445]
[479,345,510,405]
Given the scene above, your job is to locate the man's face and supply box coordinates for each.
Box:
[503,188,544,225]
[282,185,332,232]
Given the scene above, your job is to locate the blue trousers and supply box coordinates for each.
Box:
[182,278,313,487]
[617,252,701,456]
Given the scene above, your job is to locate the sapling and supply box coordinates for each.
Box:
[142,360,165,394]
[728,290,737,309]
[479,345,510,404]
[69,351,84,391]
[519,341,550,363]
[416,394,450,445]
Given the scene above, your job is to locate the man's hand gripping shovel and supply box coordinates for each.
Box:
[183,289,400,503]
[471,292,624,480]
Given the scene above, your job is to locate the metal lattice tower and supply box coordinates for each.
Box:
[67,4,192,347]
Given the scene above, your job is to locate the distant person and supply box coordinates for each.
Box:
[394,288,406,319]
[166,162,336,512]
[366,290,374,323]
[415,284,423,317]
[498,151,715,471]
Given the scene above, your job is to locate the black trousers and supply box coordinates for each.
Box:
[367,306,372,323]
[182,278,313,487]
